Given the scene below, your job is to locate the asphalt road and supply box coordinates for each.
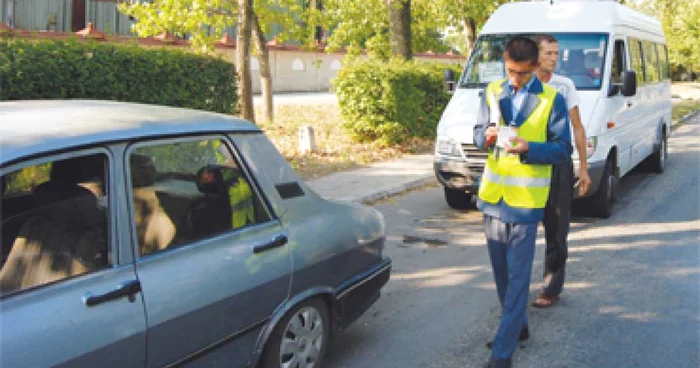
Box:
[324,115,700,368]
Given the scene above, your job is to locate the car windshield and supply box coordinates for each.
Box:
[459,33,608,90]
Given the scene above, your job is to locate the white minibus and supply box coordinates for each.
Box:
[435,0,672,218]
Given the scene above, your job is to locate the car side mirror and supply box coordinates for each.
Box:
[444,69,456,94]
[620,70,637,97]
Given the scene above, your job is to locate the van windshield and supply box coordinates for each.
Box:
[460,33,608,90]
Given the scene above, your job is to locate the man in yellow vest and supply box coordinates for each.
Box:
[474,36,572,368]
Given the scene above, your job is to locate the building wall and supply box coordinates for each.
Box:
[86,1,133,36]
[13,0,72,32]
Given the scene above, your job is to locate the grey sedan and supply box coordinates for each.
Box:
[0,100,391,368]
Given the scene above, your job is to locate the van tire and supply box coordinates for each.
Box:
[259,298,330,368]
[444,187,473,209]
[647,130,667,173]
[589,157,618,218]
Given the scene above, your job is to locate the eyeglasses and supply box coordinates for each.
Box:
[506,68,534,78]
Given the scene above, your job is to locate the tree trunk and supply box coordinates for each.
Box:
[237,0,254,122]
[387,0,412,60]
[251,11,273,123]
[464,18,477,55]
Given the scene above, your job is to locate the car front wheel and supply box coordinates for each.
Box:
[260,298,330,368]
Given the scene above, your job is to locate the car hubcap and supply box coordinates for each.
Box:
[280,307,324,368]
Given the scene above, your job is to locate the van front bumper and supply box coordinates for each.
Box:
[434,156,481,193]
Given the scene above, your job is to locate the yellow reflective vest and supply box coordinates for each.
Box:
[478,79,556,209]
[229,177,255,229]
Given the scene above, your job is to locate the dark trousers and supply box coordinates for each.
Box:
[484,215,537,360]
[542,160,574,297]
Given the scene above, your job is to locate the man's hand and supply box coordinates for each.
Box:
[576,168,592,196]
[485,126,498,147]
[505,137,529,154]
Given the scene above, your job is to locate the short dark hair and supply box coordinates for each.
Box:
[504,36,539,65]
[533,34,558,47]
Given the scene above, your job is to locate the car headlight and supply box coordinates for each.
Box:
[436,138,462,157]
[586,137,597,158]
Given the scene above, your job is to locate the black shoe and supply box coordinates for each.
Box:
[486,325,529,349]
[484,357,512,368]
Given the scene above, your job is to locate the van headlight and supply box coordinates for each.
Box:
[586,137,597,158]
[436,138,462,157]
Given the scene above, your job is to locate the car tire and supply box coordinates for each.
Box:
[588,157,618,219]
[646,130,667,174]
[259,298,330,368]
[444,187,473,209]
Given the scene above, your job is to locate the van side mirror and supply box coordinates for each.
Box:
[444,69,456,94]
[608,70,637,97]
[620,70,637,97]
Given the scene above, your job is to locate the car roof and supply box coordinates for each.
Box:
[0,100,261,166]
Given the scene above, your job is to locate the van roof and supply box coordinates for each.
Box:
[481,1,664,40]
[0,100,260,166]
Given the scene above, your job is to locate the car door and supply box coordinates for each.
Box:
[125,136,291,368]
[0,149,147,368]
[608,37,638,175]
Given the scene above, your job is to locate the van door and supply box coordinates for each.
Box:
[622,37,651,174]
[0,151,147,368]
[125,137,291,368]
[607,38,636,175]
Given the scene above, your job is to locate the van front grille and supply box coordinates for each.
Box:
[462,143,487,175]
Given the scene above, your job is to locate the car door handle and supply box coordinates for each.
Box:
[252,234,288,254]
[83,280,142,307]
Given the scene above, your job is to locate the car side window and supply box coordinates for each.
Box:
[0,153,110,296]
[128,138,272,257]
[643,41,660,83]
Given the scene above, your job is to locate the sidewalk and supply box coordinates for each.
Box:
[307,154,436,203]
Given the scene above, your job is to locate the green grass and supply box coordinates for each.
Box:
[672,99,700,124]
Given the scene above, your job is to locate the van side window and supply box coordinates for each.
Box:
[657,44,670,80]
[1,154,110,296]
[128,138,272,257]
[628,38,645,84]
[643,41,660,83]
[611,40,626,84]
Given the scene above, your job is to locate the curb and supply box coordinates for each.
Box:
[672,109,699,131]
[356,176,437,204]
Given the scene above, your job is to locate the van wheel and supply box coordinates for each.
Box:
[647,131,667,173]
[260,298,330,368]
[589,158,618,218]
[444,187,473,209]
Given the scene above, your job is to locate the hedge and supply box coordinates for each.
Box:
[0,38,238,114]
[333,58,462,145]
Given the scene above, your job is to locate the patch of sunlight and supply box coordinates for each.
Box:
[664,268,700,277]
[618,312,658,322]
[570,240,671,253]
[392,266,487,281]
[419,273,478,288]
[599,306,626,314]
[573,220,699,240]
[556,281,594,290]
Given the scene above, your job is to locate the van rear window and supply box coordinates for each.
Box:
[460,33,608,91]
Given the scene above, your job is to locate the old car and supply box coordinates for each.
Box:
[0,100,391,368]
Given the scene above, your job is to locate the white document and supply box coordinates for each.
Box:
[496,125,517,149]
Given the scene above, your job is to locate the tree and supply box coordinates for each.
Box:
[387,0,411,60]
[627,0,700,77]
[237,0,254,122]
[428,0,510,54]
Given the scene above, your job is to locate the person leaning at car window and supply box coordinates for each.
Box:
[473,36,572,368]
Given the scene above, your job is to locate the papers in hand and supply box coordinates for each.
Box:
[496,125,517,149]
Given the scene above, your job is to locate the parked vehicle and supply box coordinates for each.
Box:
[436,0,672,217]
[0,100,391,368]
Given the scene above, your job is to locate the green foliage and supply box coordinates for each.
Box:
[3,163,51,195]
[333,59,461,145]
[628,0,700,76]
[0,38,238,114]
